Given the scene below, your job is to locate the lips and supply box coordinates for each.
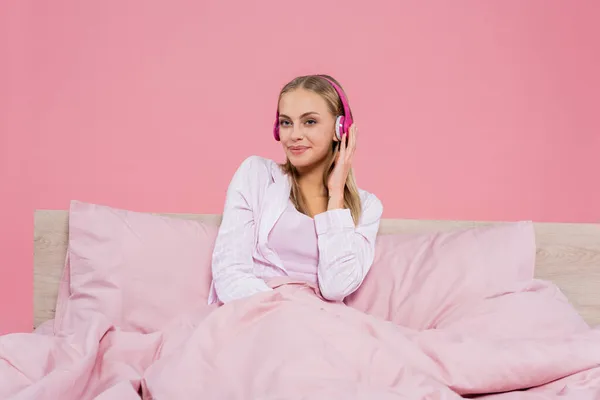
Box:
[289,146,309,155]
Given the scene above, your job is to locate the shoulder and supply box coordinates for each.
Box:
[234,155,283,181]
[357,188,384,219]
[228,155,285,198]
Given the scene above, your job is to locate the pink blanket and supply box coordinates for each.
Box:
[1,279,600,399]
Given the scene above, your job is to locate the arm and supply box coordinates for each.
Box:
[211,156,273,303]
[314,193,383,301]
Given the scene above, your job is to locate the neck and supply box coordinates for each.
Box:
[296,162,327,197]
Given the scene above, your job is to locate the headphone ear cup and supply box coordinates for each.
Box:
[335,115,345,140]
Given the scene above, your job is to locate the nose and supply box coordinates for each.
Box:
[290,123,303,140]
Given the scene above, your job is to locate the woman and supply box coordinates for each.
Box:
[208,74,383,305]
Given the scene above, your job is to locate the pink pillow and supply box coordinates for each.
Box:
[434,279,590,338]
[56,201,219,333]
[345,221,536,330]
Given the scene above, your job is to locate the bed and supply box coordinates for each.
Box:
[0,207,593,398]
[33,209,600,328]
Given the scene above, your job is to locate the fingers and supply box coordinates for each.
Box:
[349,124,357,156]
[336,123,358,165]
[343,124,356,162]
[339,128,347,156]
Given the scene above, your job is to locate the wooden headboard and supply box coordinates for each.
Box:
[33,210,600,329]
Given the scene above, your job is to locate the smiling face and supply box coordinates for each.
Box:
[277,88,337,171]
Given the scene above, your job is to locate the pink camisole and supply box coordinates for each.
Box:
[267,200,319,285]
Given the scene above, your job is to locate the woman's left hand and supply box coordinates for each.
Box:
[327,123,357,198]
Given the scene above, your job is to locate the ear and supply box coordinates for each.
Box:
[332,126,340,142]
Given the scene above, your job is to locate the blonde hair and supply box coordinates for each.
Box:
[277,74,362,225]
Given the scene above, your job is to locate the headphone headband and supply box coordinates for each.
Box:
[273,76,353,141]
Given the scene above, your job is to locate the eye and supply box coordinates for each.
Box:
[305,119,317,125]
[279,120,290,127]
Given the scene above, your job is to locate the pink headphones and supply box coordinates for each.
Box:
[273,76,353,141]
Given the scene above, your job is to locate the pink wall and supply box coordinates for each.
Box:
[1,1,599,334]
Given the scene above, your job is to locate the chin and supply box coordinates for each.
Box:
[287,156,313,169]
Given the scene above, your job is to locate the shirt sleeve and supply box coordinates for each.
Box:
[211,156,273,303]
[313,194,383,301]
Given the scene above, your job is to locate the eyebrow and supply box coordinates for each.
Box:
[278,111,320,119]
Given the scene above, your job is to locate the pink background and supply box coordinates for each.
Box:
[1,1,599,334]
